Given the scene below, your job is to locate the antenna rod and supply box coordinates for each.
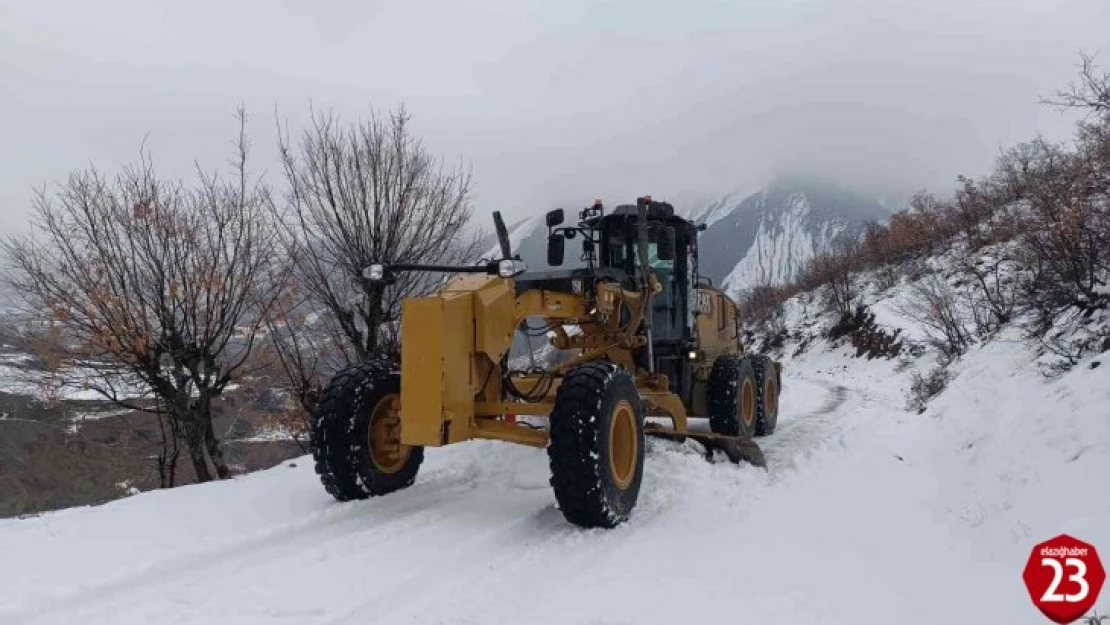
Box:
[636,197,655,374]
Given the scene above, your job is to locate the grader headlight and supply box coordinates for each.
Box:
[363,263,385,281]
[497,259,527,278]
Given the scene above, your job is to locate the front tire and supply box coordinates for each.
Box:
[311,361,424,501]
[547,361,645,528]
[708,355,758,439]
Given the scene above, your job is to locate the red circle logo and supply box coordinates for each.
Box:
[1022,534,1105,623]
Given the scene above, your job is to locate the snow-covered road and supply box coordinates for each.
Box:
[2,340,1107,624]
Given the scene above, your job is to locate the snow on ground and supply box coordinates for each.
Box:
[2,319,1107,624]
[0,361,148,403]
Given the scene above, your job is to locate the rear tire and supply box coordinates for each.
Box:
[708,355,758,439]
[752,355,780,437]
[311,361,424,501]
[547,361,645,528]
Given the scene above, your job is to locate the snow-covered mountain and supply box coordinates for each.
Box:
[694,175,892,295]
[478,174,893,297]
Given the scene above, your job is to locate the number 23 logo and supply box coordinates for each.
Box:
[1041,557,1090,603]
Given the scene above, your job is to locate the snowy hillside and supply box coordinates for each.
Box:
[677,187,759,229]
[2,259,1107,625]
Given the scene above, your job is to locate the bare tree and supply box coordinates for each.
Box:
[1,111,289,483]
[896,273,973,359]
[1013,136,1108,333]
[271,105,481,409]
[1041,52,1110,119]
[799,237,860,315]
[958,247,1018,336]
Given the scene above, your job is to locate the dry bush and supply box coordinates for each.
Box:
[896,273,974,359]
[826,305,903,359]
[859,220,902,290]
[1014,55,1110,336]
[1013,137,1108,335]
[737,283,797,353]
[797,239,861,315]
[907,365,951,413]
[738,284,796,327]
[957,248,1019,337]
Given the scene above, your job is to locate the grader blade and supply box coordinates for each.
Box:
[644,426,768,468]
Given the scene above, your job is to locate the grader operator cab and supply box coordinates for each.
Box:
[310,196,782,528]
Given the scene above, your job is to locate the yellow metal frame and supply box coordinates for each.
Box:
[398,269,747,450]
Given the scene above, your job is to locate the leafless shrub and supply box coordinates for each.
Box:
[896,274,973,359]
[907,365,951,413]
[858,220,902,291]
[738,283,797,332]
[1012,137,1108,334]
[826,305,903,359]
[797,239,861,315]
[958,248,1020,337]
[947,175,996,250]
[1033,305,1110,376]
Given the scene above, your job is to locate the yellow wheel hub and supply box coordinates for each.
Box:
[765,377,778,416]
[740,378,756,428]
[608,400,638,490]
[367,393,411,474]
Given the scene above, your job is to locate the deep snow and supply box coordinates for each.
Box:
[2,317,1107,624]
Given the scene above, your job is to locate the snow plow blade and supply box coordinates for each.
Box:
[645,426,768,469]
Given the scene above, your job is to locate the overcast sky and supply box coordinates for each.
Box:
[2,0,1108,233]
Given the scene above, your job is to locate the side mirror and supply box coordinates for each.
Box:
[546,209,565,228]
[657,226,676,261]
[547,233,565,266]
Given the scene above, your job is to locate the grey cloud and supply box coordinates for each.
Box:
[1,0,1107,234]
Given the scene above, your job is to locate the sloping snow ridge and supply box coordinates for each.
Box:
[722,191,850,295]
[1,249,1108,625]
[683,186,759,229]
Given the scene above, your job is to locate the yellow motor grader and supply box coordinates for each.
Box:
[310,196,782,528]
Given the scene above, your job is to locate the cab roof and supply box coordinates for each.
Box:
[583,199,693,228]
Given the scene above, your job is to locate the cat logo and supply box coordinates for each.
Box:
[697,291,713,315]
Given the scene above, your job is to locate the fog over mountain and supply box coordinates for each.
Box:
[2,0,1108,235]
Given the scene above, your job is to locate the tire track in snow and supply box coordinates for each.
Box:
[6,471,487,625]
[760,377,850,477]
[337,379,860,625]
